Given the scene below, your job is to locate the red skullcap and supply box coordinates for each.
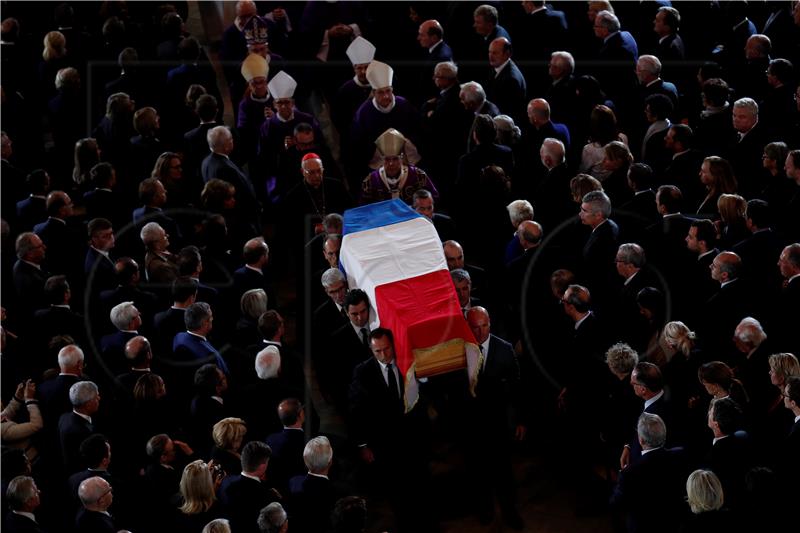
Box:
[302,153,321,162]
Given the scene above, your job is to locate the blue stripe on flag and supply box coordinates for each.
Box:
[343,199,423,235]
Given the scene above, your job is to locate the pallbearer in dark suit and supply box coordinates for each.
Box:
[218,441,280,533]
[466,307,525,530]
[349,328,433,531]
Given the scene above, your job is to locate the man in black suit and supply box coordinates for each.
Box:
[695,78,737,158]
[613,243,656,350]
[33,191,84,281]
[115,336,153,398]
[75,476,116,532]
[416,19,454,104]
[183,94,219,181]
[684,219,721,311]
[621,362,674,469]
[15,169,49,232]
[201,125,260,223]
[349,328,433,530]
[531,138,573,229]
[176,245,217,307]
[593,10,639,127]
[505,221,543,324]
[4,475,46,533]
[732,318,778,415]
[653,6,685,63]
[32,275,85,353]
[702,252,753,355]
[231,237,275,315]
[421,62,472,204]
[704,397,752,510]
[143,434,194,526]
[729,98,772,199]
[322,289,374,415]
[465,307,525,529]
[153,278,197,358]
[485,38,527,127]
[773,243,800,353]
[515,2,568,95]
[98,258,159,334]
[265,398,307,495]
[219,441,280,533]
[288,436,339,533]
[100,301,142,378]
[67,434,114,509]
[619,163,658,227]
[12,232,50,318]
[412,189,458,243]
[312,268,349,345]
[780,377,800,495]
[579,190,620,310]
[611,413,688,533]
[544,51,576,127]
[662,124,705,207]
[38,344,85,430]
[59,381,100,475]
[733,199,786,293]
[84,218,118,305]
[645,185,694,289]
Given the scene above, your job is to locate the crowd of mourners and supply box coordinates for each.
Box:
[1,1,799,532]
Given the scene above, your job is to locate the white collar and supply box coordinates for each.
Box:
[353,76,370,88]
[604,31,620,44]
[788,273,800,283]
[698,249,715,261]
[713,435,730,445]
[528,5,547,15]
[641,446,662,456]
[211,395,224,405]
[623,270,639,286]
[574,311,592,330]
[428,40,442,53]
[592,219,608,233]
[12,511,37,522]
[351,322,369,338]
[241,472,261,482]
[372,95,396,114]
[21,260,42,270]
[91,246,111,259]
[245,264,263,275]
[644,389,664,410]
[52,304,71,309]
[645,78,662,88]
[276,111,295,123]
[307,472,329,480]
[187,331,208,341]
[672,149,690,159]
[720,279,737,289]
[659,34,671,44]
[263,339,282,347]
[494,58,511,76]
[73,410,92,424]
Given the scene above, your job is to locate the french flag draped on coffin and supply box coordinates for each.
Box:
[340,199,481,412]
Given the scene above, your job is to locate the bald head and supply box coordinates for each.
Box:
[540,137,565,168]
[78,476,112,511]
[518,220,543,249]
[124,335,152,368]
[527,98,551,127]
[466,306,491,344]
[711,251,741,283]
[243,237,269,267]
[418,19,443,48]
[236,1,257,18]
[443,240,465,270]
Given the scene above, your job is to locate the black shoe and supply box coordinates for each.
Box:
[503,509,524,531]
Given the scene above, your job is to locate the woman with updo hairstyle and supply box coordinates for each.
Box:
[698,361,749,407]
[493,114,522,149]
[600,140,635,203]
[151,151,191,208]
[683,469,732,531]
[716,193,749,249]
[236,288,268,347]
[579,104,628,181]
[210,417,247,477]
[696,156,737,217]
[174,459,224,532]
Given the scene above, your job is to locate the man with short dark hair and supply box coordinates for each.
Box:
[320,289,374,414]
[703,397,752,509]
[34,190,83,280]
[153,277,198,356]
[84,218,117,295]
[219,440,280,533]
[67,434,113,507]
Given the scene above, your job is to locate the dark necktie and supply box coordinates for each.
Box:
[478,344,486,376]
[341,306,348,319]
[360,328,369,348]
[386,362,401,407]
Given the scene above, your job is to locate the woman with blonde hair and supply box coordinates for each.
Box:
[662,321,706,414]
[569,174,603,204]
[716,194,749,249]
[210,417,247,476]
[40,31,69,97]
[601,140,635,203]
[696,156,737,217]
[174,459,225,532]
[683,469,731,531]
